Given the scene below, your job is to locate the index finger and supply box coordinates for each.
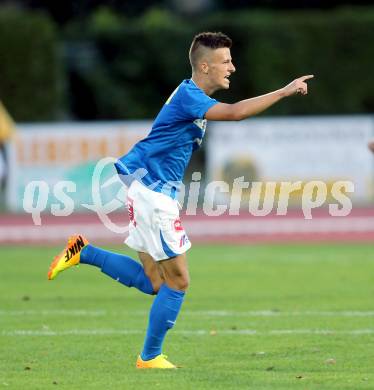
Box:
[300,75,314,81]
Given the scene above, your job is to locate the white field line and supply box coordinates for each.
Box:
[0,310,107,316]
[3,328,374,337]
[1,216,374,242]
[2,309,374,317]
[183,310,374,317]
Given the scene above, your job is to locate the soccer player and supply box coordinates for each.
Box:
[48,32,313,369]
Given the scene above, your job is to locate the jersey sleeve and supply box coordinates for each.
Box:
[180,85,219,120]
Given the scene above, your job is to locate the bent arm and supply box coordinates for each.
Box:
[205,75,314,121]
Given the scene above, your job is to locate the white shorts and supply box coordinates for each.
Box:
[125,180,191,261]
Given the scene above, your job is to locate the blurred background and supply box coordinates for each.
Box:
[0,0,374,244]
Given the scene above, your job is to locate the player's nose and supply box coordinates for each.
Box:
[230,63,236,73]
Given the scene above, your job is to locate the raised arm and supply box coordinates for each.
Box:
[205,75,314,121]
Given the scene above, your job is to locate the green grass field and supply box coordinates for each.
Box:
[1,243,374,389]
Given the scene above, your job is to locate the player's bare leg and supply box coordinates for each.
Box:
[158,253,189,291]
[138,252,164,294]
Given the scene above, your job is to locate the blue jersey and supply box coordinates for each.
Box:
[115,79,219,198]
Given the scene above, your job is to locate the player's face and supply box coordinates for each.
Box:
[207,47,236,90]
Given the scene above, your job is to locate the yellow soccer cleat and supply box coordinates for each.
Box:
[47,235,89,280]
[136,354,177,369]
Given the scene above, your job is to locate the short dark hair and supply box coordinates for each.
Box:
[189,32,232,70]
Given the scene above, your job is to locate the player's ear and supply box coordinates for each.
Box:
[201,62,209,75]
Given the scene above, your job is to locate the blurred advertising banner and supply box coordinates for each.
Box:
[207,116,374,205]
[7,121,151,211]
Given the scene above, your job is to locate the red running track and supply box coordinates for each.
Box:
[1,208,374,245]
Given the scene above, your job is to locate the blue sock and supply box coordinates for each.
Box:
[141,284,185,361]
[80,245,154,295]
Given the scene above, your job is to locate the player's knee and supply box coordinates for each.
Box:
[145,272,164,294]
[151,279,162,294]
[175,274,190,291]
[142,264,164,294]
